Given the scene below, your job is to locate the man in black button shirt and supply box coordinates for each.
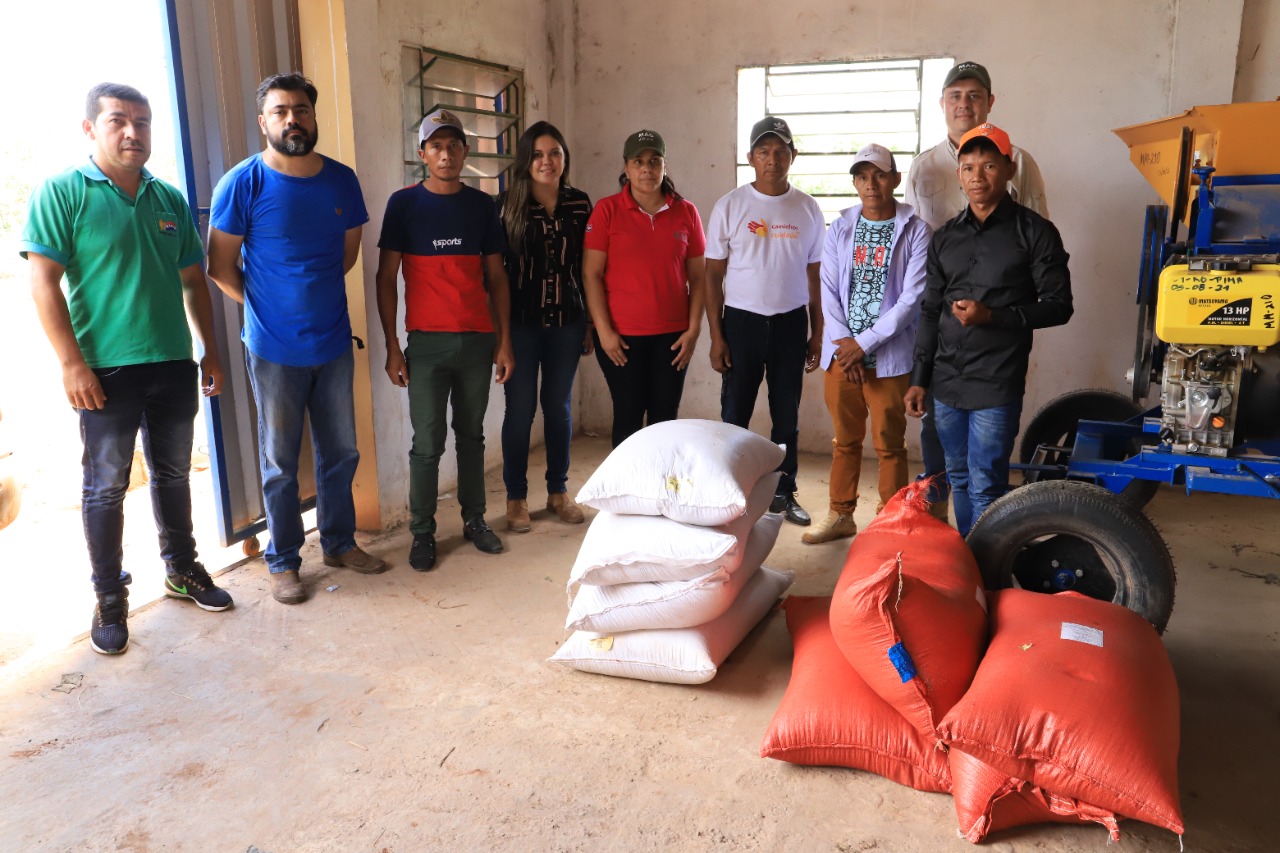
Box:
[905,123,1072,536]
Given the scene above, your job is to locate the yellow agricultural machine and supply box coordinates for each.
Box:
[967,102,1280,634]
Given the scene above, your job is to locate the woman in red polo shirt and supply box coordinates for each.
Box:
[583,129,706,447]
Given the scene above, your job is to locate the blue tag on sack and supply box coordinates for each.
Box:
[888,642,917,683]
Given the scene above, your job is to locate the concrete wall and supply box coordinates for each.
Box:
[565,0,1246,458]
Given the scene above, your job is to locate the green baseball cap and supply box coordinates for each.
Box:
[623,129,665,160]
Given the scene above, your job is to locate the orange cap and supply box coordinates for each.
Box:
[958,123,1012,157]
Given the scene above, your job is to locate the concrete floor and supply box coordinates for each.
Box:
[0,437,1276,852]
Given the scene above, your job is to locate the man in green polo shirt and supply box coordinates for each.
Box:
[20,83,233,655]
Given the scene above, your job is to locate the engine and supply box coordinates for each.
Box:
[1154,256,1280,456]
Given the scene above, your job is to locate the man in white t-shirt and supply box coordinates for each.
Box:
[705,116,826,526]
[903,61,1050,522]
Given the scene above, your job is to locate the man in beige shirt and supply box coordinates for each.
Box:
[903,60,1049,522]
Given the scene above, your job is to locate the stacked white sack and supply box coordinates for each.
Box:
[550,420,795,683]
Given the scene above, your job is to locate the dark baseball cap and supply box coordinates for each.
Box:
[749,116,794,148]
[943,61,992,92]
[623,129,666,159]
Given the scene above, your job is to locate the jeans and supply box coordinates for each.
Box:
[80,359,199,594]
[246,348,359,573]
[822,366,910,514]
[406,331,495,535]
[501,321,585,500]
[594,330,687,448]
[719,305,808,495]
[918,394,951,504]
[932,397,1023,537]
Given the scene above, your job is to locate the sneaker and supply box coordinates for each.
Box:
[546,492,585,524]
[506,499,532,533]
[409,534,437,572]
[165,563,234,611]
[90,588,130,655]
[269,569,306,604]
[463,518,504,554]
[770,493,812,526]
[801,511,858,545]
[322,545,388,574]
[928,498,951,523]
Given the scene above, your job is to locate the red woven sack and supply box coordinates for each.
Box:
[938,589,1183,837]
[759,595,951,793]
[950,748,1121,843]
[829,481,988,742]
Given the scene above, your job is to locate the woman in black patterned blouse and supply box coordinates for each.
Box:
[498,122,593,533]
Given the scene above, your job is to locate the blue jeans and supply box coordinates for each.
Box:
[246,348,359,573]
[933,397,1023,537]
[917,394,951,504]
[501,321,585,500]
[719,306,808,495]
[405,331,495,535]
[80,360,200,594]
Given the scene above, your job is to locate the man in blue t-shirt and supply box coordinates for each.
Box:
[208,72,386,605]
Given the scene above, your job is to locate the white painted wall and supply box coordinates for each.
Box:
[338,0,1280,528]
[565,0,1245,460]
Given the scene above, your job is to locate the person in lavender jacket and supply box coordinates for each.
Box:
[804,143,932,544]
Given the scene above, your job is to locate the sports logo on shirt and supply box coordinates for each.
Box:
[432,237,463,251]
[157,217,178,235]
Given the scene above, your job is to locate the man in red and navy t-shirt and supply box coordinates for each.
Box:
[375,108,514,571]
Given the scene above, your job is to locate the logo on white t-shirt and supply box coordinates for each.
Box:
[745,218,798,240]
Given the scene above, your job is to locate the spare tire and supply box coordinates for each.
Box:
[1019,388,1159,507]
[966,480,1175,633]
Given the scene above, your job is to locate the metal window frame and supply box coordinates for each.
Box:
[739,58,935,214]
[401,45,524,193]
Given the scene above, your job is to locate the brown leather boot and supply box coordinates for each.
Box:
[270,569,306,604]
[506,499,532,532]
[801,511,857,545]
[546,492,585,524]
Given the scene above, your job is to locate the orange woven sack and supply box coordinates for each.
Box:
[759,595,951,793]
[829,481,988,742]
[949,747,1121,843]
[938,589,1183,838]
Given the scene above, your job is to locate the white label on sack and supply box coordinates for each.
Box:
[974,586,988,613]
[1060,622,1104,647]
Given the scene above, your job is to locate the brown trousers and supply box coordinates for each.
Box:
[822,365,910,514]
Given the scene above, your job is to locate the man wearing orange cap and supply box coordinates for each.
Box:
[904,61,1049,522]
[905,124,1072,536]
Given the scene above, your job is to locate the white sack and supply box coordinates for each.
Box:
[566,510,783,633]
[548,565,795,685]
[568,472,779,588]
[575,419,785,526]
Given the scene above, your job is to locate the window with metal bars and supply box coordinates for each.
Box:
[400,45,524,194]
[737,57,954,222]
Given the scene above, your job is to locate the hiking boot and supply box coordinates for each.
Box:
[409,534,437,572]
[90,588,130,655]
[322,545,388,574]
[546,492,584,524]
[801,511,858,545]
[463,518,504,554]
[269,569,306,604]
[770,493,812,526]
[165,562,234,611]
[506,499,532,533]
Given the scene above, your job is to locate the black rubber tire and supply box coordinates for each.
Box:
[1019,388,1159,507]
[967,480,1176,633]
